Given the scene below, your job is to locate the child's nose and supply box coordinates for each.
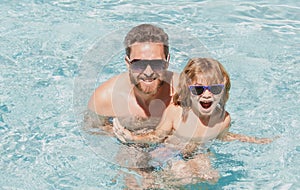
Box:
[202,89,212,97]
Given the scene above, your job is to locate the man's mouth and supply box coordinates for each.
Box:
[200,101,212,109]
[140,77,157,84]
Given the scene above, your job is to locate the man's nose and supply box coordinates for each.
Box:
[143,64,154,77]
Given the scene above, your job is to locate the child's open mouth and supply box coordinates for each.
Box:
[200,101,212,109]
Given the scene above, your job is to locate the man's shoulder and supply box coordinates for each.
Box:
[171,71,180,79]
[170,71,180,92]
[99,72,128,87]
[88,72,129,114]
[93,72,130,100]
[166,70,179,79]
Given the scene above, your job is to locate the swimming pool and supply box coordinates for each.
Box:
[1,0,299,189]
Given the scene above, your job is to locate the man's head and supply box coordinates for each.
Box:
[124,24,169,59]
[124,24,170,95]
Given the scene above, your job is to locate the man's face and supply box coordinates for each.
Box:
[127,43,168,95]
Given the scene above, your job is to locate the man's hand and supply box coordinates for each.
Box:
[113,118,135,143]
[83,110,114,135]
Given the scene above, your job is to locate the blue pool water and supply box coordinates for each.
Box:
[1,0,299,189]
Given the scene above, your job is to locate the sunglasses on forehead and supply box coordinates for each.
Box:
[129,59,168,72]
[189,84,224,95]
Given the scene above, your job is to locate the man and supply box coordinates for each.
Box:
[87,24,179,135]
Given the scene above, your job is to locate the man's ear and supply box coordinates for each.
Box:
[166,54,170,68]
[125,56,130,68]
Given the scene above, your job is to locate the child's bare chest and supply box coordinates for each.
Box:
[173,118,224,143]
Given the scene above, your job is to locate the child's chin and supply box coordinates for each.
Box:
[199,107,213,115]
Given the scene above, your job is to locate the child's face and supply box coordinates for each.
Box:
[189,77,224,116]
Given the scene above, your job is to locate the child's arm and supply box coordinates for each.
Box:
[216,112,274,144]
[220,132,274,144]
[113,104,176,144]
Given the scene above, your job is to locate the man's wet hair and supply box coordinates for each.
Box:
[124,24,169,59]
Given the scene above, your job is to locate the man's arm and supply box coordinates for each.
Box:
[85,75,121,135]
[88,76,118,116]
[113,118,168,143]
[82,110,114,136]
[113,104,177,143]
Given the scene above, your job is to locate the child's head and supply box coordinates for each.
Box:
[174,58,230,119]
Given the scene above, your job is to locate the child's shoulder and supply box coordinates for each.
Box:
[165,103,182,115]
[168,102,182,110]
[224,111,231,119]
[224,111,231,129]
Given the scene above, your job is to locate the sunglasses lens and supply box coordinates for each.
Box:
[130,60,166,72]
[149,60,166,71]
[210,85,224,95]
[130,60,146,72]
[190,86,205,95]
[189,85,224,95]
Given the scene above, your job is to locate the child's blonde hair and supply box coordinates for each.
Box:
[173,57,231,121]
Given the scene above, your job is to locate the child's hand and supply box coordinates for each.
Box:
[248,135,280,144]
[253,137,273,144]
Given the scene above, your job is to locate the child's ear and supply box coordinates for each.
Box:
[223,76,227,84]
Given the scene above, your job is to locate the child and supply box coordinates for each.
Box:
[114,57,273,185]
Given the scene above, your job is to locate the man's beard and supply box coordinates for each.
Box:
[130,72,164,95]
